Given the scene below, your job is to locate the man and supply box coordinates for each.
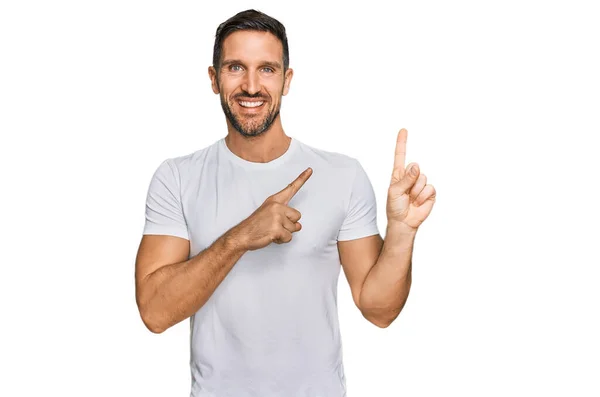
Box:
[135,9,436,397]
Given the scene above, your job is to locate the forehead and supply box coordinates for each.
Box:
[221,30,283,63]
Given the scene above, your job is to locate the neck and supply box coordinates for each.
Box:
[224,117,291,163]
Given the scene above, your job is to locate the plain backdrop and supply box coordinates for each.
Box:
[1,0,599,396]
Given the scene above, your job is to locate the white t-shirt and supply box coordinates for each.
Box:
[143,136,380,397]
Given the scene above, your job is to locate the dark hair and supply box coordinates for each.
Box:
[212,9,289,72]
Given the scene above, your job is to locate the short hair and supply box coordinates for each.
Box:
[212,9,289,72]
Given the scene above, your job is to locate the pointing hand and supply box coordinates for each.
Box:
[234,167,313,251]
[386,128,436,230]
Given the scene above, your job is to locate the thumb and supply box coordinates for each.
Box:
[396,163,419,192]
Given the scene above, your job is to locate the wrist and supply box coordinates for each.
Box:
[223,225,249,254]
[386,219,418,236]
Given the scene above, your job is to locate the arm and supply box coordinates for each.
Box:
[137,158,248,334]
[359,222,415,327]
[340,128,436,328]
[338,222,415,329]
[137,157,313,334]
[135,228,247,334]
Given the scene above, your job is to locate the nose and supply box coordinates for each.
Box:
[240,70,260,95]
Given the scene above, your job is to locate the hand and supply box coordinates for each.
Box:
[386,128,436,230]
[234,167,313,251]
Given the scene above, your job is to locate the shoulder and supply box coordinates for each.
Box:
[147,139,220,193]
[167,139,220,171]
[149,139,219,182]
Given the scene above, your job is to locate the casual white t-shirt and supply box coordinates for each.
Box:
[143,136,380,397]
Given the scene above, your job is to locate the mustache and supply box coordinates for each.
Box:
[233,92,268,100]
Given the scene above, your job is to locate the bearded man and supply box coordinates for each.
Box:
[135,9,436,397]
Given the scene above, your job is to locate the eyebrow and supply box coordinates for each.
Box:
[221,59,282,69]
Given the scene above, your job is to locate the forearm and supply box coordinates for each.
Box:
[359,221,417,327]
[142,228,248,333]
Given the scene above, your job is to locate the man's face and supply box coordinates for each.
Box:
[209,30,293,137]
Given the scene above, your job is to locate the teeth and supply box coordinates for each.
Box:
[239,101,264,108]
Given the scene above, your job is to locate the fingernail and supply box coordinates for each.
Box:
[411,165,418,176]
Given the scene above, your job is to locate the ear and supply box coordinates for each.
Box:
[208,66,220,94]
[282,68,294,96]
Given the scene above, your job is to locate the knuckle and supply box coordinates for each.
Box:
[286,207,301,221]
[271,231,280,242]
[266,203,279,214]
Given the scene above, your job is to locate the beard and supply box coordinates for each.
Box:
[220,93,280,138]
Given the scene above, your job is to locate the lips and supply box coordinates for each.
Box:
[238,100,264,108]
[235,98,267,112]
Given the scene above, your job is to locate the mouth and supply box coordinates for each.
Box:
[237,100,266,110]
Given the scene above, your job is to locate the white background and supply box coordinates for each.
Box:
[1,0,599,396]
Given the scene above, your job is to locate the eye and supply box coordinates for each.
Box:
[261,67,274,73]
[229,64,243,72]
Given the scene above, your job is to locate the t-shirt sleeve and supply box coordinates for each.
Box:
[337,159,380,241]
[142,159,190,240]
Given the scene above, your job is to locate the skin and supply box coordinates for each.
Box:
[208,30,294,163]
[135,29,437,333]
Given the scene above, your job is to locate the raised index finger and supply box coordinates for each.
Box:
[391,128,408,182]
[274,167,313,204]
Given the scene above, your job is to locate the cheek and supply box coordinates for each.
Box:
[265,83,284,100]
[218,78,240,95]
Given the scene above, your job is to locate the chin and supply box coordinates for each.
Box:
[231,116,271,136]
[237,127,269,138]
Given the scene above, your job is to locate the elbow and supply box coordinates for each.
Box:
[137,287,167,334]
[149,326,166,334]
[138,303,167,334]
[142,312,167,334]
[144,317,166,334]
[359,304,403,329]
[370,317,392,328]
[359,290,410,329]
[363,311,394,328]
[375,322,391,329]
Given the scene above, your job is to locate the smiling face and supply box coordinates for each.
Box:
[209,30,293,137]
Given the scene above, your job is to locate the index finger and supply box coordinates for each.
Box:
[391,128,407,182]
[273,167,313,204]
